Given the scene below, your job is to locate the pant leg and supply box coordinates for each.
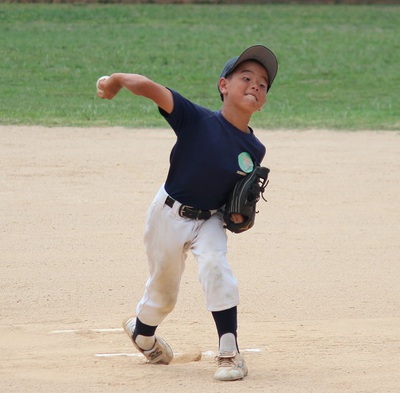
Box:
[135,186,194,326]
[191,212,239,312]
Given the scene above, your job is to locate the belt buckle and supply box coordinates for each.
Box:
[178,204,188,218]
[179,204,200,220]
[179,205,211,220]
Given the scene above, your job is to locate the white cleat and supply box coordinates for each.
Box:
[214,351,248,381]
[123,317,173,365]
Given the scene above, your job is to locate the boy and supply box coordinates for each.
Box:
[97,44,278,381]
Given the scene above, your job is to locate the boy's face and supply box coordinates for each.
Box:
[219,60,269,113]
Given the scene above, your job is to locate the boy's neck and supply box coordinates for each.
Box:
[221,108,251,134]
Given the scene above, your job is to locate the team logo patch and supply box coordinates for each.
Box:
[238,152,254,173]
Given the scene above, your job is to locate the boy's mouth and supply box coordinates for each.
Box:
[245,93,257,101]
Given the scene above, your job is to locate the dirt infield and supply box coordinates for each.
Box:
[1,126,399,392]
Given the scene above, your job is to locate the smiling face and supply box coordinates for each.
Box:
[219,60,269,114]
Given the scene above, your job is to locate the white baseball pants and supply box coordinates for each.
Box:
[135,185,239,327]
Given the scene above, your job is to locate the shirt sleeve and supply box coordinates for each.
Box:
[158,89,211,137]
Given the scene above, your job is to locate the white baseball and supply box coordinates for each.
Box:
[96,75,109,95]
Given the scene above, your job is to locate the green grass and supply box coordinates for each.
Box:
[0,3,399,130]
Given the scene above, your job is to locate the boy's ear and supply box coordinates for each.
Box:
[218,77,228,95]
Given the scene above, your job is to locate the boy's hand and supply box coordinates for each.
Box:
[96,75,122,99]
[230,213,244,224]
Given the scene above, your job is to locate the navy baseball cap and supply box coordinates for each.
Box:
[218,45,278,98]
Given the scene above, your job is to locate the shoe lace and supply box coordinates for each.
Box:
[216,353,235,368]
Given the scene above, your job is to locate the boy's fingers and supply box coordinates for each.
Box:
[96,75,109,97]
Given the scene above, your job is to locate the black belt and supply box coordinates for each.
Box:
[165,196,212,220]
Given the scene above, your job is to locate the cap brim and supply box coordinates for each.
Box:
[230,45,278,90]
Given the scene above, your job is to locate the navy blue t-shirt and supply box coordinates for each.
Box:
[160,90,266,210]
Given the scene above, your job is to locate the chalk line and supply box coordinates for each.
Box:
[50,328,123,334]
[49,328,262,358]
[95,348,262,358]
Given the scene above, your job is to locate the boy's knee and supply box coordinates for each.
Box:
[197,251,237,290]
[159,293,178,315]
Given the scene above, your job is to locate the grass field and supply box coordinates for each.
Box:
[0,4,399,130]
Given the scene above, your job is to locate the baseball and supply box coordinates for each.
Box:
[96,75,109,95]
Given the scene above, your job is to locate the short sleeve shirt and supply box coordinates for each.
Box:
[160,90,266,210]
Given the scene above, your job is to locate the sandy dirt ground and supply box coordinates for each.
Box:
[1,126,399,393]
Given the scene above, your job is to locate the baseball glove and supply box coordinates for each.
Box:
[223,166,270,234]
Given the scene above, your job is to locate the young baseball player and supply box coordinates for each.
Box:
[97,44,278,381]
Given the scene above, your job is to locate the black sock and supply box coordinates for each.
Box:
[133,318,157,342]
[212,306,239,351]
